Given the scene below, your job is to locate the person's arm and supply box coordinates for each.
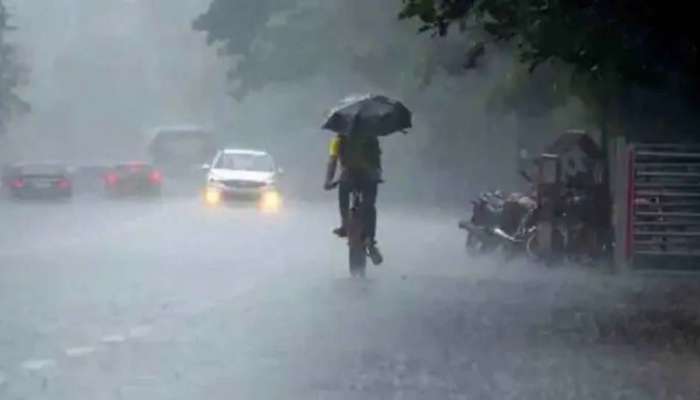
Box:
[373,137,383,182]
[324,156,338,190]
[324,136,341,190]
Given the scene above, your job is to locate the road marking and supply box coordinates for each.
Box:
[128,325,152,339]
[20,359,56,371]
[65,346,96,358]
[0,371,6,386]
[101,334,127,344]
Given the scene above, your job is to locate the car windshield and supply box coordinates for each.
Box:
[215,153,275,172]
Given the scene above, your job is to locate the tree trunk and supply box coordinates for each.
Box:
[598,102,617,269]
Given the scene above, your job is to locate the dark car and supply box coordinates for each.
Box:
[2,163,73,200]
[104,162,163,197]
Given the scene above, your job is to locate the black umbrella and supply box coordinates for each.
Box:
[322,94,412,137]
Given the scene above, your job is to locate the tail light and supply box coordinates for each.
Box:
[105,173,119,186]
[148,170,163,184]
[11,178,25,189]
[57,179,71,189]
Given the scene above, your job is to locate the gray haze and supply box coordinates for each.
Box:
[1,2,699,400]
[2,0,591,205]
[5,0,230,161]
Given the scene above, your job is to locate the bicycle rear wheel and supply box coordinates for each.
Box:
[349,244,367,277]
[347,208,367,277]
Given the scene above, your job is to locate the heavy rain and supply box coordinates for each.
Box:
[1,1,699,399]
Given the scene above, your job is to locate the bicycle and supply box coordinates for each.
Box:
[330,181,381,277]
[347,188,369,277]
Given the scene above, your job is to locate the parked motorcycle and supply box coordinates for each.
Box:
[459,190,537,259]
[459,190,502,255]
[523,188,600,264]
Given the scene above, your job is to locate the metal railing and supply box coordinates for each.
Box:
[629,144,700,263]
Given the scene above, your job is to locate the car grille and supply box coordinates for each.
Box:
[221,180,266,189]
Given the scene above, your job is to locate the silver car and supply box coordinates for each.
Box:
[202,149,283,211]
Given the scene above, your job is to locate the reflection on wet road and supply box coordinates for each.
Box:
[1,196,699,399]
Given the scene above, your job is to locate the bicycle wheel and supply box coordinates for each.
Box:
[349,243,367,277]
[347,208,367,277]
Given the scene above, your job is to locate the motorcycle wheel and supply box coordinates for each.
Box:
[526,229,566,266]
[465,232,487,256]
[502,241,521,263]
[525,233,541,261]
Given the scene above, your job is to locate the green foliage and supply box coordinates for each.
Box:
[193,0,274,55]
[194,0,430,99]
[0,2,28,134]
[487,59,573,118]
[399,0,700,109]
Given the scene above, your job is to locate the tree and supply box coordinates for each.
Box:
[399,0,700,122]
[398,0,700,257]
[193,0,436,99]
[192,0,578,195]
[0,2,28,134]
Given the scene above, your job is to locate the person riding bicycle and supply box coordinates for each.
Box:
[324,131,383,264]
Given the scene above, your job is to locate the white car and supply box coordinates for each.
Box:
[203,149,283,211]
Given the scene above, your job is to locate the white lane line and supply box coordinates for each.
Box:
[20,359,57,371]
[65,346,96,358]
[128,325,152,339]
[101,334,127,344]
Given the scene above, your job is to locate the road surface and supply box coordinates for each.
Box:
[1,195,699,399]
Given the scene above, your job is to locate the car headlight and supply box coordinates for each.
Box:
[204,186,222,205]
[259,189,282,213]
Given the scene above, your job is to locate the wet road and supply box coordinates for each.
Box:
[1,195,699,399]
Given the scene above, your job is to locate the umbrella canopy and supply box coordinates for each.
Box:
[322,94,412,137]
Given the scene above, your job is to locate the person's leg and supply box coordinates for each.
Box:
[361,180,382,265]
[362,180,378,241]
[335,180,350,236]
